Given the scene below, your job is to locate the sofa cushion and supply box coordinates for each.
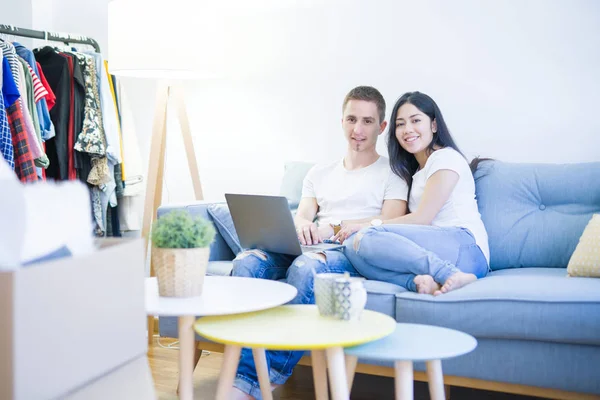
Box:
[364,280,407,319]
[567,214,600,277]
[279,161,314,207]
[474,161,600,270]
[206,261,234,276]
[205,262,406,319]
[182,259,404,317]
[395,268,600,345]
[207,203,243,256]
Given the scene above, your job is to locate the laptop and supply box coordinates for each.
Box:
[225,194,343,256]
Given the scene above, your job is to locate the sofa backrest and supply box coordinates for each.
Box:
[279,161,315,208]
[474,160,600,270]
[282,160,600,271]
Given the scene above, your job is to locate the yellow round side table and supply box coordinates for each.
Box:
[194,304,396,400]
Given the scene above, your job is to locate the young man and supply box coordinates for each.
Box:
[231,86,408,399]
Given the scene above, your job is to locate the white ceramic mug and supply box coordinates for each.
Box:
[333,276,367,321]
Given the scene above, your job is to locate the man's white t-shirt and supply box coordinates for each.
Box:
[409,148,490,264]
[301,156,408,225]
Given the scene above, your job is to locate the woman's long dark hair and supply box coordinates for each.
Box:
[387,92,465,195]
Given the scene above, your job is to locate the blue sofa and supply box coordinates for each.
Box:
[158,160,600,399]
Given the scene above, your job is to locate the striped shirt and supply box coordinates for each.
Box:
[0,41,20,88]
[27,64,48,103]
[36,61,56,110]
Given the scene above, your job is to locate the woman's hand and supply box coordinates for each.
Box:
[334,222,369,244]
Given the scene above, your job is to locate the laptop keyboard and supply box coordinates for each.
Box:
[301,243,342,252]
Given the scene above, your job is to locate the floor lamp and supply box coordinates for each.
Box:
[140,84,204,343]
[108,0,208,345]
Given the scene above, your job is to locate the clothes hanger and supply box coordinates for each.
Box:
[0,32,16,44]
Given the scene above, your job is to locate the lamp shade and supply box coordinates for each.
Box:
[108,0,301,80]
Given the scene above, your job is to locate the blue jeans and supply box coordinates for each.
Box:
[343,225,489,292]
[230,249,359,399]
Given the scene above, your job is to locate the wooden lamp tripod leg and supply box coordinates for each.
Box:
[172,86,203,201]
[143,84,205,346]
[143,83,169,345]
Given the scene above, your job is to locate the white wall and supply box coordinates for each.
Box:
[152,0,600,203]
[48,0,108,55]
[6,0,600,205]
[0,0,33,47]
[0,0,32,27]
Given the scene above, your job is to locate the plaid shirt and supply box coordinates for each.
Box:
[0,93,13,169]
[7,101,37,182]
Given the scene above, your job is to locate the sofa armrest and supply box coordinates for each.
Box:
[157,202,235,262]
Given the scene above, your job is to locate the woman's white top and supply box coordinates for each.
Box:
[409,148,490,264]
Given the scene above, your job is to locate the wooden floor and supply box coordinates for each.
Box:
[149,338,545,400]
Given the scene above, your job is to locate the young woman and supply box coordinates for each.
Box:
[335,91,489,295]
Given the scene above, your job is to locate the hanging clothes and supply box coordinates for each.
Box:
[105,61,126,182]
[86,53,121,165]
[66,52,86,181]
[36,61,56,111]
[1,42,45,159]
[56,52,90,183]
[86,54,124,237]
[2,44,38,182]
[1,30,126,237]
[116,80,144,232]
[0,54,15,169]
[0,95,12,168]
[34,46,71,180]
[74,53,107,157]
[17,56,49,170]
[59,52,77,180]
[13,42,55,142]
[72,50,120,237]
[29,64,49,104]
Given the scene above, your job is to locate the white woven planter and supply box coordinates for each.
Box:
[152,247,209,297]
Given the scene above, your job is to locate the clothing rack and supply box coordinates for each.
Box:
[0,24,100,53]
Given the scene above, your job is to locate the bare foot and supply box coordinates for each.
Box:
[230,387,254,400]
[433,272,477,296]
[414,275,440,295]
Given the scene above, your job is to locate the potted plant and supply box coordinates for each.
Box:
[151,210,216,297]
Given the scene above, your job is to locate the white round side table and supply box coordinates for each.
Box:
[145,276,297,400]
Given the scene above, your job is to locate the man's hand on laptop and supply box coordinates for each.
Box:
[296,222,321,246]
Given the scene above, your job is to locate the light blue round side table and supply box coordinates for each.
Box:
[344,323,477,400]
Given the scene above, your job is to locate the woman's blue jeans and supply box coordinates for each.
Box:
[230,249,359,399]
[343,224,488,292]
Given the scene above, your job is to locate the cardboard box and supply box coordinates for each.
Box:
[64,355,155,400]
[0,238,148,400]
